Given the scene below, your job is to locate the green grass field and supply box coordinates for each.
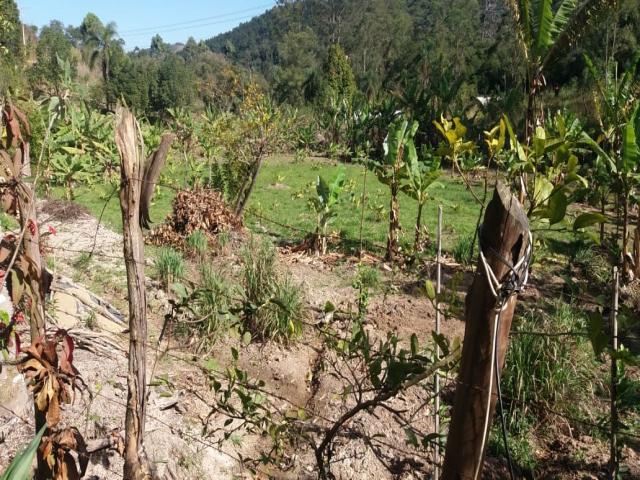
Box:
[50,155,489,255]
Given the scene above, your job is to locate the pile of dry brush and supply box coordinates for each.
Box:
[146,188,242,248]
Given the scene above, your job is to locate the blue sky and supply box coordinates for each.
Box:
[16,0,276,49]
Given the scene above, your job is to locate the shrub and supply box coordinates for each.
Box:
[155,247,186,288]
[186,230,209,258]
[452,233,474,265]
[352,265,380,320]
[240,237,304,342]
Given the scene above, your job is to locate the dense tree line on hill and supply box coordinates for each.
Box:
[0,0,638,132]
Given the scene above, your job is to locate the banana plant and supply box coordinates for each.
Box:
[583,51,640,148]
[49,152,97,200]
[583,52,640,270]
[309,169,346,255]
[401,147,442,253]
[581,104,640,273]
[505,0,615,140]
[0,426,47,480]
[371,117,418,262]
[433,116,475,174]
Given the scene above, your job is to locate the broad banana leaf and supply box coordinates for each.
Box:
[1,425,46,480]
[621,105,640,173]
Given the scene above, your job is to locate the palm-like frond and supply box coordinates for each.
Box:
[508,0,615,72]
[533,0,554,59]
[542,0,616,70]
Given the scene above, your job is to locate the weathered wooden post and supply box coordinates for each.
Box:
[442,182,530,479]
[610,266,619,479]
[115,108,153,480]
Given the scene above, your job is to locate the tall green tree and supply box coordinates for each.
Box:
[0,0,23,94]
[323,43,355,103]
[150,55,195,113]
[30,21,75,94]
[80,13,120,85]
[275,28,320,104]
[150,34,169,58]
[0,0,22,60]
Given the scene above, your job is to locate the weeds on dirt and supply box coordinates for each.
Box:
[73,252,92,270]
[571,241,612,288]
[188,264,234,348]
[352,264,380,320]
[240,236,305,341]
[488,416,537,473]
[205,314,460,480]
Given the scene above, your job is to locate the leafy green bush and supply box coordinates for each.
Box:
[240,237,304,342]
[155,247,186,288]
[452,233,474,265]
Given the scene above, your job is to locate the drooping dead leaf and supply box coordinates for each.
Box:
[18,333,83,428]
[40,427,88,480]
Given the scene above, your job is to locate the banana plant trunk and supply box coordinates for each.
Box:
[18,184,50,480]
[387,180,400,262]
[633,204,640,278]
[622,189,630,275]
[601,196,607,244]
[414,201,424,253]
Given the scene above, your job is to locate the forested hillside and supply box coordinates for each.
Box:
[207,0,639,107]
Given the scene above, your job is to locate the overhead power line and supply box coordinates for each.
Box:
[119,3,275,35]
[123,13,264,39]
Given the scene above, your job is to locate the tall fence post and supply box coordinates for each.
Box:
[115,108,152,480]
[442,182,530,479]
[610,266,619,479]
[434,205,443,480]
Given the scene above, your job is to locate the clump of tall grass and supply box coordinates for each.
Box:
[352,264,380,320]
[186,264,234,349]
[240,236,305,342]
[452,233,474,265]
[186,229,209,258]
[502,300,597,431]
[155,247,186,288]
[571,242,612,287]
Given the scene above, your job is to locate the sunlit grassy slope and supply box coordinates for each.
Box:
[52,155,484,254]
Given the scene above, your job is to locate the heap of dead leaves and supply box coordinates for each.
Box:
[146,187,242,249]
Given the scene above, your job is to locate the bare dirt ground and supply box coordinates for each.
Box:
[1,201,639,479]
